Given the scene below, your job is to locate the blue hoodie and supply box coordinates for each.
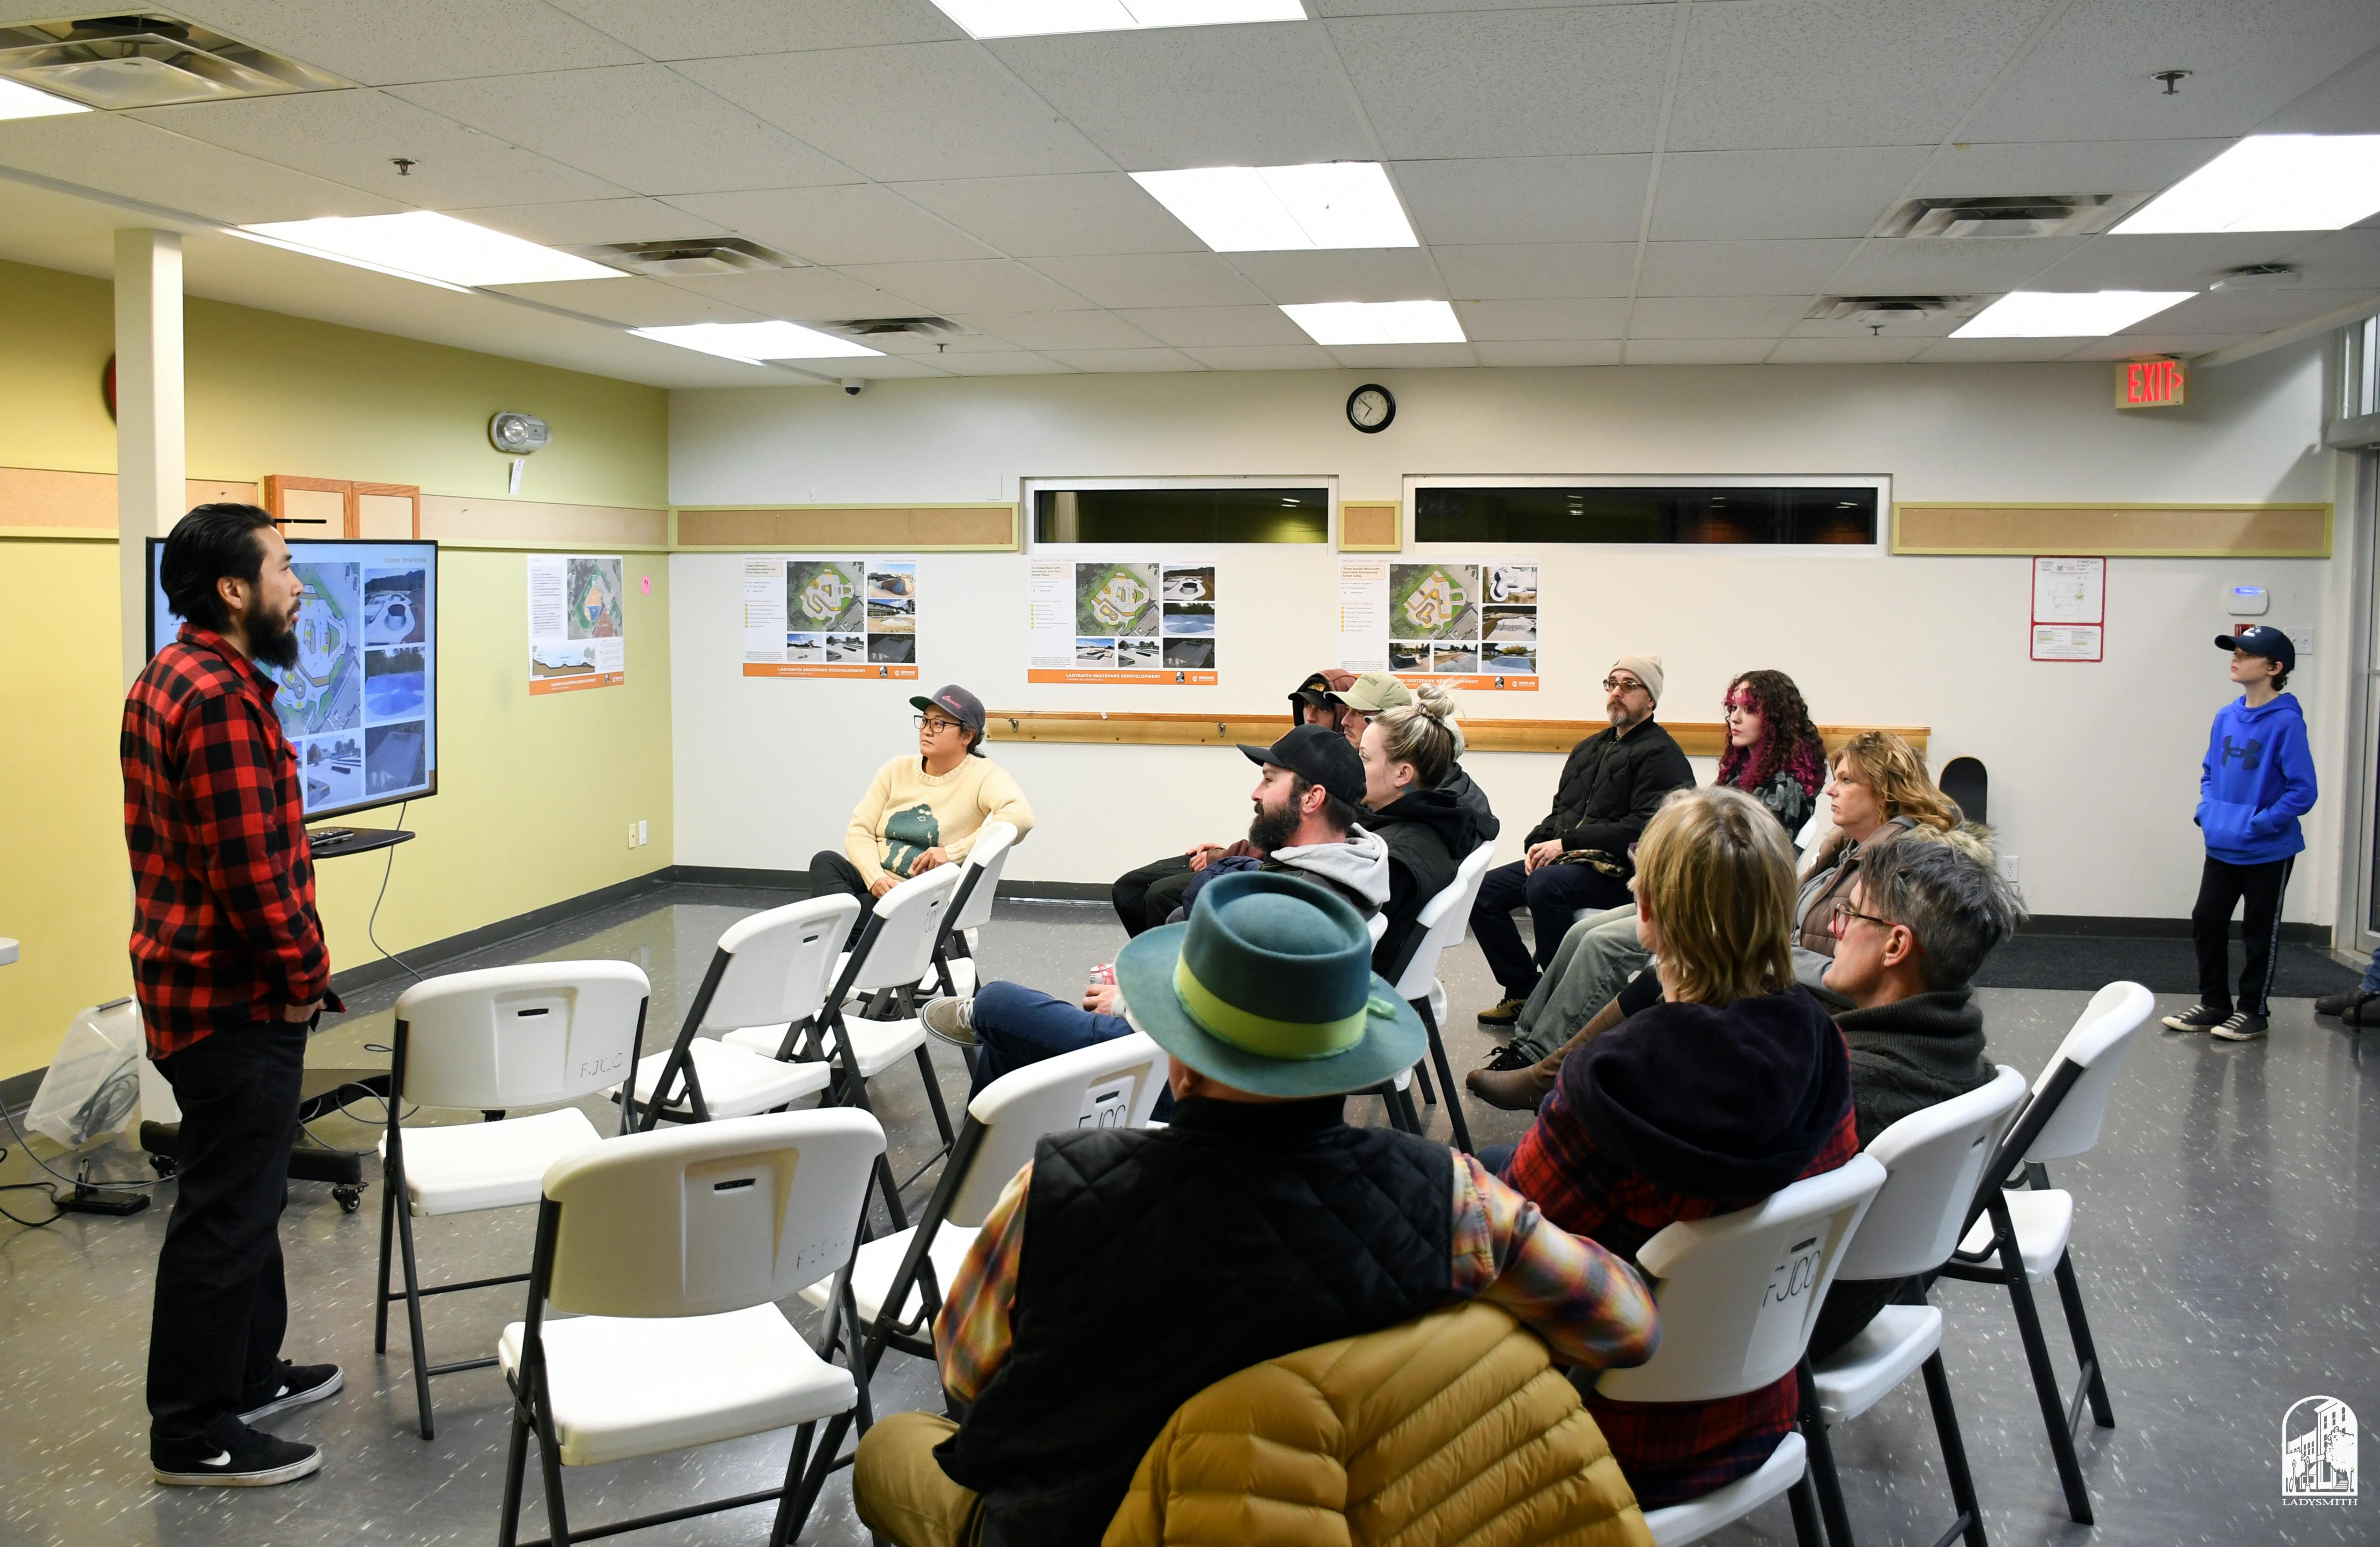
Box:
[2196,692,2317,865]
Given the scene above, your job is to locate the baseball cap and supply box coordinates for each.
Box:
[910,683,988,754]
[1239,724,1367,806]
[1331,671,1414,715]
[2216,626,2295,674]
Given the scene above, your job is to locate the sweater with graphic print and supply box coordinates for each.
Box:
[2196,692,2316,865]
[845,755,1035,886]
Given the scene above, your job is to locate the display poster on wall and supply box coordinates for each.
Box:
[1337,557,1540,689]
[527,554,626,694]
[1026,557,1219,684]
[740,556,921,679]
[2030,555,2105,663]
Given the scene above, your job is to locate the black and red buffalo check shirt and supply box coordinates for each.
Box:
[123,624,337,1058]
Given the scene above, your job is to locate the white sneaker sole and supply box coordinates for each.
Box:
[153,1449,322,1487]
[238,1367,344,1424]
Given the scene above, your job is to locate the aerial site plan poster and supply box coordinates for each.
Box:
[1338,557,1539,690]
[527,553,626,694]
[740,556,921,679]
[1026,557,1218,684]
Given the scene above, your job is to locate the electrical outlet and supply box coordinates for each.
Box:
[637,819,648,846]
[2001,853,2021,887]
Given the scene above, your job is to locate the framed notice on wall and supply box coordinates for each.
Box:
[1338,557,1540,689]
[2030,555,2105,663]
[1026,557,1218,684]
[528,554,626,694]
[741,555,920,679]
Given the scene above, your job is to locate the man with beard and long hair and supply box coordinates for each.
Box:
[125,503,344,1488]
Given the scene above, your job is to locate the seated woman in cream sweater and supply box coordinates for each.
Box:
[809,684,1034,942]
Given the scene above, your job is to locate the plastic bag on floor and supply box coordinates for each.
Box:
[25,998,144,1150]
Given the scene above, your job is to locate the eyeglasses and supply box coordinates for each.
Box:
[1829,899,1896,931]
[913,714,964,734]
[1602,676,1646,694]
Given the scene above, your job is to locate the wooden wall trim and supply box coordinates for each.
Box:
[1893,501,2332,557]
[420,494,669,550]
[675,503,1021,551]
[986,709,1928,758]
[0,468,257,538]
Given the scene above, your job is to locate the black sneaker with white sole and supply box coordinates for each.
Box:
[2160,1001,2231,1032]
[2211,1012,2269,1042]
[238,1362,342,1424]
[153,1422,321,1488]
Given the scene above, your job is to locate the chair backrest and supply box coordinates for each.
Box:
[541,1107,885,1318]
[949,1031,1171,1226]
[1938,756,1988,827]
[1838,1065,2028,1281]
[393,960,651,1111]
[698,894,861,1032]
[1366,910,1388,946]
[1594,1154,1885,1405]
[2022,980,2152,1164]
[1390,840,1497,997]
[946,821,1019,935]
[846,863,967,994]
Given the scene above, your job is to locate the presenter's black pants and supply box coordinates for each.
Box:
[2191,854,2294,1016]
[1470,858,1633,998]
[811,850,882,945]
[147,1020,305,1443]
[1111,853,1197,937]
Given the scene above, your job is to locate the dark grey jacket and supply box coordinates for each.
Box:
[1525,718,1695,862]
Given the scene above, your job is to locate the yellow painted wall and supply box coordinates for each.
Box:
[0,257,672,1079]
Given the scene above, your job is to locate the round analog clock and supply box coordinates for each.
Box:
[1346,383,1395,433]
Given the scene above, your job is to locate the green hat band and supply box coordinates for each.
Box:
[1173,954,1393,1061]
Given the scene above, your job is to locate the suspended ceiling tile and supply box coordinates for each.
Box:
[1330,7,1674,158]
[1178,343,1344,370]
[447,198,737,246]
[478,275,771,327]
[0,113,401,225]
[1668,0,2051,153]
[1113,305,1311,347]
[1313,0,1626,13]
[1023,252,1271,308]
[2027,232,2315,291]
[1325,342,1479,368]
[1636,240,1860,297]
[1471,339,1624,366]
[132,90,626,211]
[1913,337,2073,361]
[930,351,1079,374]
[991,23,1373,170]
[1393,156,1650,245]
[1908,138,2235,198]
[663,185,998,266]
[2259,48,2380,134]
[1822,235,2087,293]
[2284,229,2380,291]
[1766,336,1935,364]
[818,353,957,379]
[1786,314,1958,339]
[173,0,643,85]
[2059,333,2254,360]
[1628,295,1809,338]
[947,310,1161,350]
[1228,248,1446,305]
[858,328,1016,355]
[1622,338,1776,364]
[889,173,1199,257]
[662,264,910,319]
[1039,347,1207,372]
[1432,243,1636,299]
[1456,298,1631,341]
[2148,286,2376,334]
[547,0,964,59]
[679,44,1111,183]
[836,258,1094,312]
[1650,147,1932,240]
[393,67,858,197]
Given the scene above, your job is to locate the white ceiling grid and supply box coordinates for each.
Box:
[0,0,2373,386]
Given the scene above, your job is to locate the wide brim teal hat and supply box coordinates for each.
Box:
[1113,870,1425,1099]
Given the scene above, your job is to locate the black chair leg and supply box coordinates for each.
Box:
[765,1420,818,1547]
[1920,1350,1988,1547]
[2004,1264,2095,1523]
[914,1043,956,1147]
[373,1168,398,1353]
[392,1192,436,1440]
[497,1380,533,1547]
[1797,1356,1856,1547]
[1786,1473,1827,1547]
[533,1395,572,1547]
[1413,1061,1438,1107]
[2052,1248,2115,1429]
[1413,995,1473,1152]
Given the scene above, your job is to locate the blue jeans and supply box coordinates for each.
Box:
[2362,947,2380,994]
[970,981,1172,1116]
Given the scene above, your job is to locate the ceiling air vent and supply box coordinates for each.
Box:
[1871,194,2143,240]
[0,15,344,109]
[818,317,976,341]
[2210,264,2299,292]
[570,238,800,277]
[1806,296,1977,325]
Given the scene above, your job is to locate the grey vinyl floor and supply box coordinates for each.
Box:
[3,883,2377,1546]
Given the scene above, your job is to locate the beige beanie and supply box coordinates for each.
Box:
[1610,654,1664,704]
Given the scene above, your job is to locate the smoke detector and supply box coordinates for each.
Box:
[0,14,343,109]
[2209,264,2300,292]
[569,238,800,277]
[1805,296,1977,325]
[1871,194,2144,240]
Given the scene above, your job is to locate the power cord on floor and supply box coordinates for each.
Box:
[0,1094,164,1228]
[365,800,424,984]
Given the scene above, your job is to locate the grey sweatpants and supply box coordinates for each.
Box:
[1506,904,1649,1062]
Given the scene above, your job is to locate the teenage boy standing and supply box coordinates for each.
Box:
[2164,627,2316,1041]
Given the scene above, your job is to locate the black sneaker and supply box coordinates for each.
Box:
[1479,1042,1535,1072]
[1476,997,1527,1027]
[2211,1012,2269,1042]
[2315,990,2376,1019]
[2160,1002,2230,1032]
[238,1362,342,1424]
[153,1422,321,1487]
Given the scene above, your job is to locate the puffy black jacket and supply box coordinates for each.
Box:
[1526,718,1695,863]
[1366,786,1497,977]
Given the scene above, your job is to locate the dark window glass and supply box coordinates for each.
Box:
[1413,486,1877,545]
[1033,487,1330,544]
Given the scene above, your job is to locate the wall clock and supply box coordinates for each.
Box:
[1346,383,1395,433]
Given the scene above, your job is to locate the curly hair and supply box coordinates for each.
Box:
[1717,669,1826,802]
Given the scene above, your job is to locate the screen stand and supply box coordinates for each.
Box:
[306,828,416,861]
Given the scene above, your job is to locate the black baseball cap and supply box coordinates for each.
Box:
[910,684,987,754]
[2216,626,2295,673]
[1239,724,1366,806]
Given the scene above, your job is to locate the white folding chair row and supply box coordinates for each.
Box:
[929,820,1017,1000]
[1384,839,1497,1151]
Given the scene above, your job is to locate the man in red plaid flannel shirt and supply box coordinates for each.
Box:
[126,504,344,1488]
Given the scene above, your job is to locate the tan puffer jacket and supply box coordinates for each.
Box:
[1104,1300,1654,1547]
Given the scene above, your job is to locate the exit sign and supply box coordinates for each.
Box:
[2116,358,2187,409]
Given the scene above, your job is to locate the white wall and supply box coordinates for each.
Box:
[670,348,2351,924]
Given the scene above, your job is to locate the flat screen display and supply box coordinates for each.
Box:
[147,538,438,823]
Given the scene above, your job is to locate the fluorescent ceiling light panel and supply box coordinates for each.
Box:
[1950,290,2193,338]
[239,211,625,287]
[630,322,884,363]
[1281,300,1465,346]
[2115,134,2380,235]
[1132,162,1415,251]
[930,0,1305,39]
[0,76,86,118]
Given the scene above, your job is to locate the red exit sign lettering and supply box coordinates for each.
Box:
[2116,358,2187,409]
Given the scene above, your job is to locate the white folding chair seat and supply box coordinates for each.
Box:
[1644,1433,1808,1547]
[728,1015,926,1082]
[1957,1186,2073,1280]
[1810,1304,1940,1425]
[798,1222,980,1325]
[630,1038,833,1119]
[382,1107,600,1217]
[1386,840,1497,1151]
[498,1304,854,1468]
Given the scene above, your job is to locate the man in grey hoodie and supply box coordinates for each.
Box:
[923,726,1390,1096]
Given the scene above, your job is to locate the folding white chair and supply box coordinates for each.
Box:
[496,1108,884,1547]
[1594,1155,1888,1547]
[1938,981,2152,1526]
[376,960,651,1440]
[1801,1065,2030,1547]
[926,821,1018,1000]
[1385,840,1497,1151]
[622,895,857,1129]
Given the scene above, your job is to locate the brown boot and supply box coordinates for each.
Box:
[1465,995,1627,1112]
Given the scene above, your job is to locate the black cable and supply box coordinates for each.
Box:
[0,1151,64,1227]
[365,800,424,983]
[0,1093,165,1193]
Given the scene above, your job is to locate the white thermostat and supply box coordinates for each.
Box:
[2226,585,2269,616]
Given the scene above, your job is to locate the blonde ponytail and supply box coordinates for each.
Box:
[1374,682,1461,789]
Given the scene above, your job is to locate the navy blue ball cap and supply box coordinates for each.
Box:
[2217,626,2295,673]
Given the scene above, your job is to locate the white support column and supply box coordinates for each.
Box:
[116,227,185,686]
